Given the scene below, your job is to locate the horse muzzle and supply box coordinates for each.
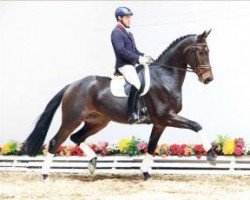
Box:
[199,71,214,84]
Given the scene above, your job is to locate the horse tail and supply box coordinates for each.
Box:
[21,85,70,156]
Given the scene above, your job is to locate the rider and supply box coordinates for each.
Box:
[111,6,153,123]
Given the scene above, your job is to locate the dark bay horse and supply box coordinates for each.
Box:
[22,30,216,180]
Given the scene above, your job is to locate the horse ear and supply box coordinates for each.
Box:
[205,29,211,38]
[197,29,211,42]
[197,31,206,42]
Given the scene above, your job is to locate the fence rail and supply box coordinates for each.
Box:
[0,155,250,175]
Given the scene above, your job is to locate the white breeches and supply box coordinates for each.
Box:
[118,65,141,90]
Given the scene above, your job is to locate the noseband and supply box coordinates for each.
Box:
[190,42,211,73]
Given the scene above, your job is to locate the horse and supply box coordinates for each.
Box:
[21,30,216,181]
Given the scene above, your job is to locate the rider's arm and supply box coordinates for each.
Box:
[135,46,144,57]
[111,30,140,64]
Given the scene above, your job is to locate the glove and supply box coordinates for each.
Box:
[145,55,154,64]
[139,56,151,66]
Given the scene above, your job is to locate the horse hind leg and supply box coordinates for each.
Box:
[48,120,81,154]
[70,121,110,174]
[42,120,81,180]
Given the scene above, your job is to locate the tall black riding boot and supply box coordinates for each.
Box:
[127,86,141,124]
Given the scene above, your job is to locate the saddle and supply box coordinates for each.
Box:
[110,65,151,124]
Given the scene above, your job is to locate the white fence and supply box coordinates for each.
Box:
[0,155,250,175]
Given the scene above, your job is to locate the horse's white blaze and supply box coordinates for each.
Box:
[140,153,153,173]
[80,142,97,160]
[197,131,212,151]
[41,152,54,175]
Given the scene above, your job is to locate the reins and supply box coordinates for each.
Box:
[152,63,196,73]
[151,37,211,73]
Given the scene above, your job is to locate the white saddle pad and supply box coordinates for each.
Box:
[110,65,150,97]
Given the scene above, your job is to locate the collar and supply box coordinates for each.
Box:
[116,24,130,33]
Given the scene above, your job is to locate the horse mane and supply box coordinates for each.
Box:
[154,34,195,63]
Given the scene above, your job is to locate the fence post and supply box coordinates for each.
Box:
[12,157,17,170]
[112,156,118,173]
[229,156,236,173]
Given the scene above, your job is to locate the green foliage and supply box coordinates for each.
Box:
[126,137,141,156]
[1,140,19,155]
[213,135,230,155]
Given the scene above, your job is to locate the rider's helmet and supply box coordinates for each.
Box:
[115,7,133,21]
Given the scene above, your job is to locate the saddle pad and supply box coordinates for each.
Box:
[110,65,150,97]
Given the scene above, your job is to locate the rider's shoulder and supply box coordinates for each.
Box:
[111,27,125,39]
[112,26,126,34]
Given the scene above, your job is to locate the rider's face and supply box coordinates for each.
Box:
[120,15,131,28]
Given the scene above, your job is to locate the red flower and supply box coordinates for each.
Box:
[233,138,245,156]
[70,146,84,156]
[193,145,206,155]
[170,144,180,155]
[178,144,187,157]
[100,148,109,156]
[89,143,99,153]
[193,144,206,158]
[56,146,67,155]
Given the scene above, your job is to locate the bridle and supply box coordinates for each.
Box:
[190,42,211,74]
[154,37,211,73]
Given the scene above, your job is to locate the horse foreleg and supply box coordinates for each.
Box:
[141,125,166,181]
[165,110,202,132]
[166,110,216,165]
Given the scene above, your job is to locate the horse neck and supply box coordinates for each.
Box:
[156,50,188,90]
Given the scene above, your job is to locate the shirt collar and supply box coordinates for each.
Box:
[116,23,130,33]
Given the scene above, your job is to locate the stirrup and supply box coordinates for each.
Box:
[128,112,141,124]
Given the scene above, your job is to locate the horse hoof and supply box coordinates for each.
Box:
[206,148,217,166]
[42,174,49,181]
[88,157,97,174]
[143,172,152,181]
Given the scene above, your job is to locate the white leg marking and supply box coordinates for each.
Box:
[80,142,97,160]
[197,131,212,151]
[42,152,54,176]
[140,153,153,173]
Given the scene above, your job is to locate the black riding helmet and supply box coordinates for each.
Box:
[115,7,133,21]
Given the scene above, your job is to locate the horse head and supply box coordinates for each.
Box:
[184,30,214,84]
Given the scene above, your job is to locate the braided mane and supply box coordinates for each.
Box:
[154,34,195,63]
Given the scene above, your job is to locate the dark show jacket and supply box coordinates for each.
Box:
[111,24,144,74]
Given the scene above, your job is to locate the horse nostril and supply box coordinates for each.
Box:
[204,77,213,84]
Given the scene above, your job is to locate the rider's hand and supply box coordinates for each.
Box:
[139,56,151,65]
[145,55,154,64]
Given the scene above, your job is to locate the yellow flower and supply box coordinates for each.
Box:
[118,138,131,153]
[1,143,10,155]
[1,140,18,155]
[222,139,235,155]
